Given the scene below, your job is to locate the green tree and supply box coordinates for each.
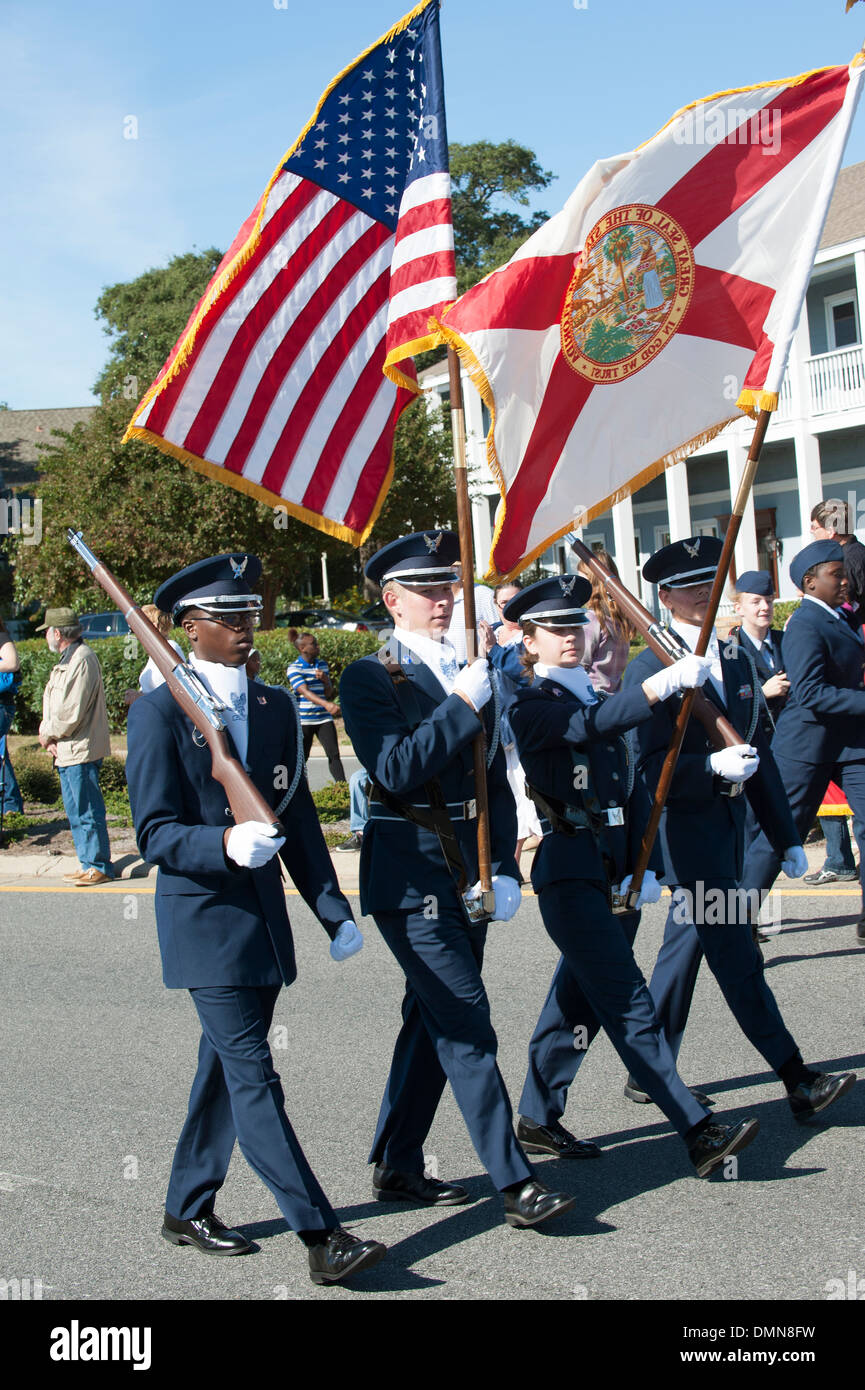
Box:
[450,140,555,295]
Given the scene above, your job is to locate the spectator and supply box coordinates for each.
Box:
[810,498,865,622]
[137,605,185,693]
[448,562,498,663]
[36,607,114,885]
[334,768,368,852]
[0,620,24,817]
[125,605,185,708]
[287,632,347,783]
[577,549,635,693]
[245,648,264,683]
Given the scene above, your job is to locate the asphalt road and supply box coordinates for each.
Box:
[306,752,360,791]
[0,882,862,1310]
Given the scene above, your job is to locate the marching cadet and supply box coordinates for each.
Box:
[740,538,865,944]
[729,570,790,741]
[619,538,854,1121]
[125,554,386,1287]
[506,576,761,1178]
[339,531,576,1229]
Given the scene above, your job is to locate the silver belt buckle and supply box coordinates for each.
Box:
[462,887,492,924]
[720,781,744,798]
[603,807,625,827]
[464,799,477,821]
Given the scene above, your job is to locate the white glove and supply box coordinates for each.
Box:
[781,845,808,879]
[466,874,522,922]
[330,920,364,961]
[617,869,662,908]
[644,654,712,701]
[708,744,760,783]
[226,821,286,868]
[453,659,492,711]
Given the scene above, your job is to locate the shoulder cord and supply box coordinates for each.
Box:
[486,664,501,768]
[274,685,306,817]
[736,644,765,744]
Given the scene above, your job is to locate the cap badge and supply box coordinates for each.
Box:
[683,538,700,558]
[230,555,248,580]
[423,532,442,553]
[559,575,577,596]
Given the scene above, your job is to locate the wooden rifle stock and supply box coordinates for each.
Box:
[568,537,741,752]
[66,530,282,831]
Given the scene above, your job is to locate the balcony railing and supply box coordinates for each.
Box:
[807,344,865,415]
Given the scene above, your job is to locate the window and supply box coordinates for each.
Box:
[825,292,860,350]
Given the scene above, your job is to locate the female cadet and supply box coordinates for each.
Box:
[505,576,762,1178]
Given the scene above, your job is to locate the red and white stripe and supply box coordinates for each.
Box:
[129,169,455,541]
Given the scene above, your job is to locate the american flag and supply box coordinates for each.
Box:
[123,0,456,545]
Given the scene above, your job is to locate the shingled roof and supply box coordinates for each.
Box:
[820,160,865,250]
[0,407,95,490]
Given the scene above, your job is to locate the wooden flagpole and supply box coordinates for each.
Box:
[625,407,774,909]
[447,345,494,908]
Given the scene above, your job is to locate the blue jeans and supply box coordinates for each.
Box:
[58,761,113,875]
[0,704,23,815]
[349,768,368,834]
[821,815,860,874]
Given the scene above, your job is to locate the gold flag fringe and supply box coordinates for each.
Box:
[123,424,393,548]
[433,316,742,584]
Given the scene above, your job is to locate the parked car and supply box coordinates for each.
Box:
[79,610,131,640]
[275,607,371,632]
[357,601,393,634]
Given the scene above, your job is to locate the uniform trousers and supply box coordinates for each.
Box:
[741,758,865,910]
[370,905,533,1190]
[166,984,336,1235]
[518,882,707,1136]
[628,878,798,1079]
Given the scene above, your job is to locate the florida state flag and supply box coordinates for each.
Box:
[437,59,864,579]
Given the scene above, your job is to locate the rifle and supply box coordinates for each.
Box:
[67,530,282,833]
[568,536,743,755]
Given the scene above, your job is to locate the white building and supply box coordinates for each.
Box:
[420,160,865,612]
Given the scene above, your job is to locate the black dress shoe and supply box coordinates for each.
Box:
[856,916,865,942]
[787,1071,856,1122]
[623,1081,714,1108]
[162,1211,253,1255]
[372,1163,469,1205]
[517,1116,601,1159]
[502,1179,576,1228]
[688,1118,759,1178]
[308,1226,387,1285]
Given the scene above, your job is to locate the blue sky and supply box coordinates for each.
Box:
[3,0,865,408]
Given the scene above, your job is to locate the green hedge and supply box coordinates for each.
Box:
[772,600,800,629]
[10,628,380,734]
[12,740,129,817]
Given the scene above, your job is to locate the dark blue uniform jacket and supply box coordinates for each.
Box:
[770,599,865,766]
[624,641,798,884]
[510,677,661,893]
[339,651,518,914]
[126,682,351,988]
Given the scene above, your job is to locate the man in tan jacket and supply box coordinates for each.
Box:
[37,607,114,885]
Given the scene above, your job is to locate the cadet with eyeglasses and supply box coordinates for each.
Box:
[125,553,385,1287]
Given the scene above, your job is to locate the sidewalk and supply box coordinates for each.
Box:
[0,837,847,898]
